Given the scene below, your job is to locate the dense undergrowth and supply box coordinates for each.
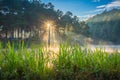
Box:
[0,42,120,80]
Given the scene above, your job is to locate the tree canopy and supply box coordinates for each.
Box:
[0,0,89,41]
[87,9,120,44]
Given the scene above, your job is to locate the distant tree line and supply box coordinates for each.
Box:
[87,9,120,44]
[0,0,89,41]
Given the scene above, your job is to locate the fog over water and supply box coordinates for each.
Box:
[87,45,120,53]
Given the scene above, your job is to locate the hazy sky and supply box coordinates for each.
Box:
[42,0,120,20]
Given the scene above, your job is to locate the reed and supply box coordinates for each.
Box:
[0,43,120,80]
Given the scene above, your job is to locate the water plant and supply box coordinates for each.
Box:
[0,43,120,80]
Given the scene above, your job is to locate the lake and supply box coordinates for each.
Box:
[87,45,120,53]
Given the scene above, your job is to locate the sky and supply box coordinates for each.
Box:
[42,0,120,20]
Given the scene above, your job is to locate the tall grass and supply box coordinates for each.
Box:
[0,43,120,80]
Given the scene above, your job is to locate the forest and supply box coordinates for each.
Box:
[0,0,120,44]
[87,9,120,44]
[0,0,89,43]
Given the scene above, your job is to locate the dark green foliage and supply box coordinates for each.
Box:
[87,9,120,44]
[0,0,89,41]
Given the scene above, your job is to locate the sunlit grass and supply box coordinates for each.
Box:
[0,43,120,80]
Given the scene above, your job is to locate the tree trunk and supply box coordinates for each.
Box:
[11,29,14,38]
[18,28,20,38]
[21,29,23,39]
[5,30,7,39]
[14,29,17,38]
[30,28,32,38]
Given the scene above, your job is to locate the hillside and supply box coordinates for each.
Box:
[87,9,120,44]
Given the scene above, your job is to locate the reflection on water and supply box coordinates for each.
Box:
[87,45,120,53]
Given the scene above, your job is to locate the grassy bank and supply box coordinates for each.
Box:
[0,43,120,80]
